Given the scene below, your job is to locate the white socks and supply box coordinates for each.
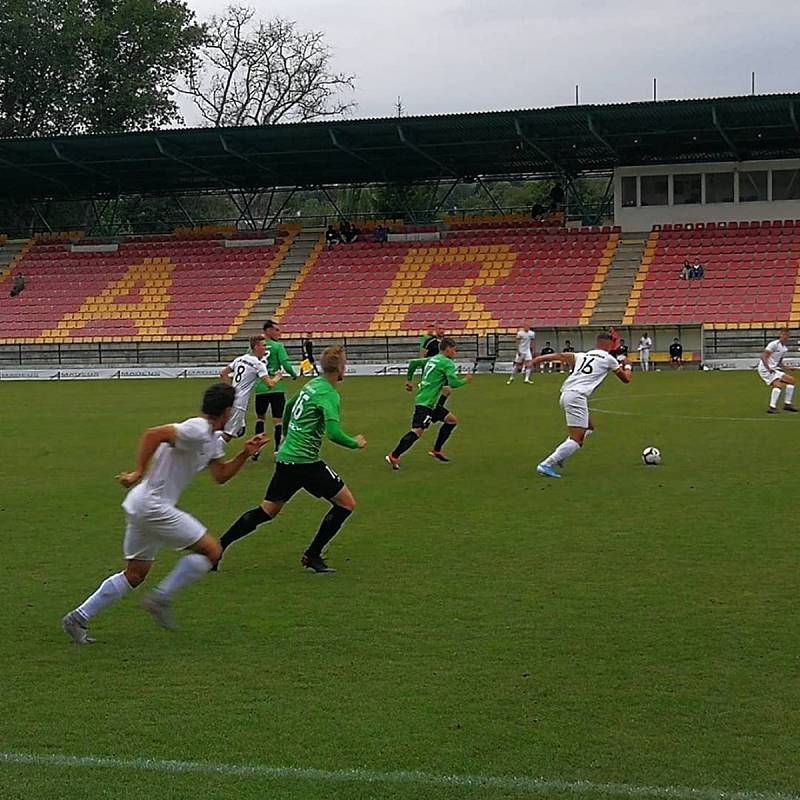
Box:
[76,572,132,621]
[770,387,782,408]
[544,437,581,467]
[523,368,532,381]
[786,386,795,405]
[156,553,213,599]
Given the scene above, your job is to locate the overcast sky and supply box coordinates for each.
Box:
[182,0,800,122]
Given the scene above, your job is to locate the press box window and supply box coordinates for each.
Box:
[705,172,734,204]
[739,171,767,202]
[621,176,637,207]
[640,175,668,206]
[772,169,800,201]
[673,174,702,205]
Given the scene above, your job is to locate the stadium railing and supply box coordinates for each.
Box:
[0,326,705,369]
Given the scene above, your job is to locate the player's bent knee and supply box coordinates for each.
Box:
[332,488,356,511]
[445,414,458,425]
[124,561,151,587]
[260,499,283,517]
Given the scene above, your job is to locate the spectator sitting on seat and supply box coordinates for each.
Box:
[691,259,704,280]
[9,273,25,298]
[680,259,692,280]
[349,223,360,243]
[539,341,556,372]
[325,225,340,249]
[339,219,354,243]
[374,224,388,245]
[669,337,683,370]
[530,202,546,221]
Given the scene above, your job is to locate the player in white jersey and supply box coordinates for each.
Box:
[534,331,632,478]
[61,384,267,645]
[637,333,653,372]
[219,335,282,441]
[757,328,797,414]
[507,325,536,384]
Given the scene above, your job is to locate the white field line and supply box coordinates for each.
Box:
[589,393,777,423]
[0,751,797,800]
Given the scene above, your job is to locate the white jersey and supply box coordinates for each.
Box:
[638,336,652,353]
[516,329,535,355]
[761,339,789,371]
[227,353,268,409]
[561,349,621,397]
[123,417,225,513]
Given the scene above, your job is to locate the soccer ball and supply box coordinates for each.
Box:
[642,446,661,465]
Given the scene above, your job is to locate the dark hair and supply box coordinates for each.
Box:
[439,337,457,351]
[597,332,614,344]
[250,335,265,349]
[202,383,235,417]
[263,320,277,332]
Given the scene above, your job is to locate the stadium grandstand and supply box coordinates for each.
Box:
[3,92,800,370]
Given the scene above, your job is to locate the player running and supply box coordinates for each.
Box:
[219,335,282,442]
[252,320,299,460]
[386,337,472,468]
[218,346,366,574]
[61,384,267,644]
[534,331,632,478]
[758,328,797,414]
[507,324,536,384]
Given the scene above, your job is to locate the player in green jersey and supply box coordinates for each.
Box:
[218,345,367,573]
[385,337,471,469]
[252,320,299,461]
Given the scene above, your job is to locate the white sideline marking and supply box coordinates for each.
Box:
[589,393,777,423]
[0,751,797,800]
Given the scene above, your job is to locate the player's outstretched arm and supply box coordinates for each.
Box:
[116,424,177,487]
[533,352,575,368]
[209,436,267,484]
[219,365,233,385]
[264,369,284,388]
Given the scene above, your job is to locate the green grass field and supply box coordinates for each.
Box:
[1,371,799,800]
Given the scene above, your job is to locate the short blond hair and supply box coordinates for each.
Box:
[321,345,346,374]
[249,334,265,350]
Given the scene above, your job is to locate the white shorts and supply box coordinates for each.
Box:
[123,505,206,561]
[224,405,247,437]
[757,365,785,386]
[514,350,533,365]
[560,390,589,428]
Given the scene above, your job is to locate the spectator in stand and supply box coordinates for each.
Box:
[669,337,683,370]
[325,225,340,249]
[539,341,556,372]
[549,182,565,213]
[374,224,388,245]
[691,259,704,280]
[9,273,25,298]
[530,202,546,221]
[339,219,355,244]
[349,223,360,243]
[680,259,692,280]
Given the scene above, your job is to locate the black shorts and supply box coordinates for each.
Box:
[255,392,286,419]
[411,404,448,430]
[265,461,345,503]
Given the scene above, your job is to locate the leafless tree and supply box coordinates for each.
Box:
[180,5,356,126]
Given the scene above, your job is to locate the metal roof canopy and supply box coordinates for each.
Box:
[3,93,800,201]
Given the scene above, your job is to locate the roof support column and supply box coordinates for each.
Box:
[711,106,740,160]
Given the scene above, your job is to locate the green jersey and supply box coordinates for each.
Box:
[407,354,467,409]
[278,378,358,464]
[255,340,297,394]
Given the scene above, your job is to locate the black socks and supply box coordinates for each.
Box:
[392,431,419,459]
[434,422,456,452]
[273,423,283,453]
[254,419,265,437]
[306,505,352,557]
[220,507,272,551]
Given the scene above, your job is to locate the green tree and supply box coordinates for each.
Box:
[0,0,202,137]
